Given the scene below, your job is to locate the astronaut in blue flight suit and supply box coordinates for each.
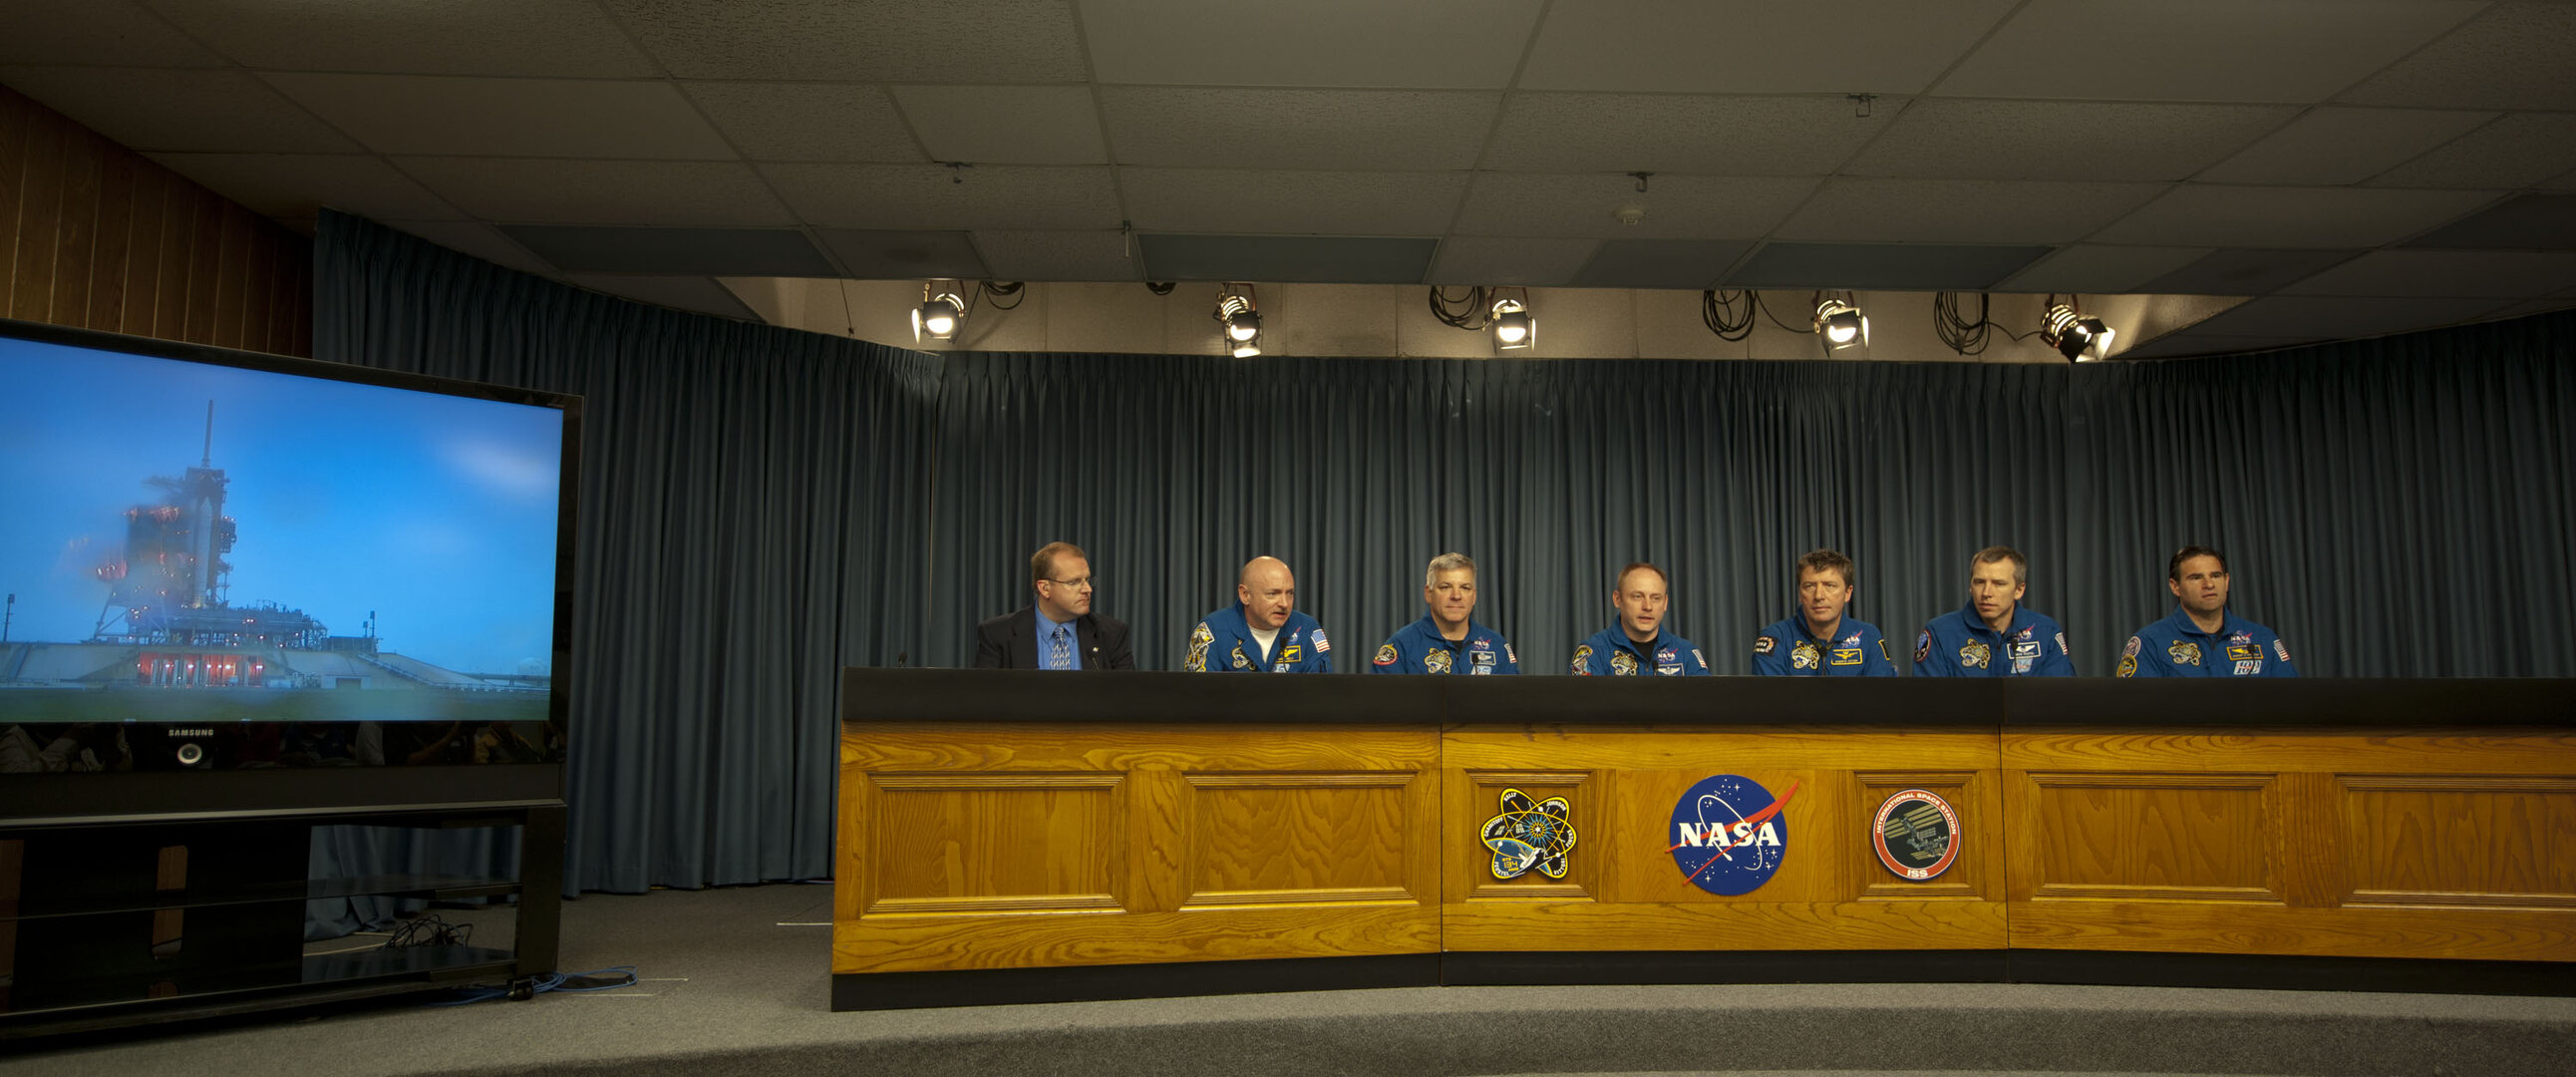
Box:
[1572,562,1710,675]
[2118,544,2299,678]
[1753,548,1896,676]
[1914,545,2076,677]
[1184,554,1333,672]
[1370,552,1520,675]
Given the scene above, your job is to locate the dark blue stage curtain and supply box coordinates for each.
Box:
[924,328,2575,681]
[313,212,937,898]
[317,210,2573,896]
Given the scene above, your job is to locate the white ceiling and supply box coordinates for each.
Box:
[5,0,2575,357]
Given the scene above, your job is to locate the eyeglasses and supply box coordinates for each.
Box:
[1045,576,1096,588]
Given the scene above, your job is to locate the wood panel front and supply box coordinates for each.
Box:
[1442,726,2007,953]
[835,723,1440,974]
[2007,728,2576,961]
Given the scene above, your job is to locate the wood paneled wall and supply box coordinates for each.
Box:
[0,84,310,356]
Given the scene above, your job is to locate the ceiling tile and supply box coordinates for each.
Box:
[381,220,554,275]
[2197,107,2496,185]
[598,0,1088,82]
[1725,242,2053,290]
[2341,2,2576,111]
[146,0,658,78]
[1483,94,1901,175]
[968,230,1135,281]
[1519,0,2018,95]
[681,83,924,164]
[1100,89,1498,171]
[892,86,1107,166]
[0,67,358,153]
[264,75,735,160]
[2135,249,2366,295]
[2403,193,2576,249]
[2369,114,2576,190]
[398,159,798,226]
[1136,235,1439,284]
[810,229,991,280]
[1569,239,1754,289]
[560,272,759,321]
[143,153,462,221]
[1773,179,2167,243]
[2277,250,2576,298]
[1081,0,1542,89]
[2180,294,2508,339]
[1427,236,1603,286]
[503,225,840,276]
[2090,185,2496,247]
[1450,174,1818,238]
[1995,245,2214,294]
[1117,169,1468,234]
[761,164,1122,230]
[0,2,224,66]
[1937,0,2485,102]
[1845,100,2297,181]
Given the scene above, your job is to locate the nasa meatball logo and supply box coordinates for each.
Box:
[1871,789,1960,881]
[1668,774,1799,896]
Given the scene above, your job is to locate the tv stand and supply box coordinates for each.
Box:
[0,801,561,1037]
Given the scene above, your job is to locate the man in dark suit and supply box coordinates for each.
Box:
[973,541,1135,670]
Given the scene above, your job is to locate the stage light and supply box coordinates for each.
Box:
[1488,290,1534,352]
[1813,294,1868,353]
[1215,283,1262,358]
[912,280,966,341]
[2043,297,2114,362]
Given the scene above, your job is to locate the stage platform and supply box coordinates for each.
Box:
[7,884,2573,1077]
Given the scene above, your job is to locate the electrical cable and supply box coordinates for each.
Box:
[1933,291,1994,356]
[424,966,640,1007]
[1701,289,1755,341]
[979,281,1026,311]
[1428,285,1489,331]
[1756,291,1812,335]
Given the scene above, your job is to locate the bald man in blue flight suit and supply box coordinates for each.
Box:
[1185,555,1333,673]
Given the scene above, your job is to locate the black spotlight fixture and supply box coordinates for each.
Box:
[1214,282,1262,358]
[912,280,966,341]
[2042,295,2114,362]
[1812,291,1868,354]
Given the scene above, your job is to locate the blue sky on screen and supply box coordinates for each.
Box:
[0,337,563,675]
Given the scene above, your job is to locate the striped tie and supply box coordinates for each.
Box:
[1050,626,1071,670]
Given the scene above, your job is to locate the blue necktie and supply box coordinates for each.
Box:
[1050,626,1071,670]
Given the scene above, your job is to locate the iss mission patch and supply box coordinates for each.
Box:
[1871,789,1960,881]
[1668,774,1798,896]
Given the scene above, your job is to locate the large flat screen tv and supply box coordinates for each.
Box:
[0,317,578,819]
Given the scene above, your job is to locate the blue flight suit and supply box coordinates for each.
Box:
[1369,615,1520,675]
[1914,601,2077,677]
[2116,607,2299,678]
[1570,626,1710,676]
[1753,612,1896,676]
[1184,602,1334,673]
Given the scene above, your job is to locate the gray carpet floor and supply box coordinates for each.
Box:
[8,885,2572,1077]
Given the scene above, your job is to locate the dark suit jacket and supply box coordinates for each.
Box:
[973,605,1135,671]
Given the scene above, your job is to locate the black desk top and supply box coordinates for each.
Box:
[841,668,2576,728]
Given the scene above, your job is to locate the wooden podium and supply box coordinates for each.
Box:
[833,670,2574,1008]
